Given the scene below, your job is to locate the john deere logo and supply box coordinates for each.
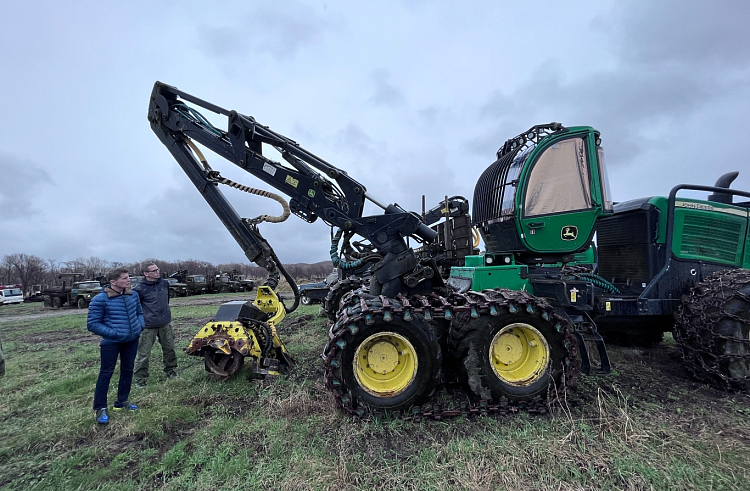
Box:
[561,226,578,241]
[308,189,316,198]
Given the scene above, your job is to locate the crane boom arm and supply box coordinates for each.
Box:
[148,82,441,298]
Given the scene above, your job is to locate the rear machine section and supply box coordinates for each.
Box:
[454,122,750,390]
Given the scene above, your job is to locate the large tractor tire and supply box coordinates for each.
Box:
[323,277,367,322]
[323,295,442,416]
[674,269,750,390]
[449,289,573,403]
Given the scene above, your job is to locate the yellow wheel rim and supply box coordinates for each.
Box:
[489,323,550,386]
[354,332,418,397]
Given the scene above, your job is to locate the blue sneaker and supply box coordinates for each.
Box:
[96,408,109,424]
[112,401,138,411]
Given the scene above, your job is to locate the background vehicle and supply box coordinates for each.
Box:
[209,271,242,293]
[69,280,104,309]
[0,285,24,305]
[229,270,255,292]
[165,277,188,297]
[298,272,338,305]
[42,273,103,309]
[24,284,44,302]
[129,276,144,290]
[149,83,749,418]
[169,270,208,295]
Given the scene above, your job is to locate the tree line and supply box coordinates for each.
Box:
[0,253,334,292]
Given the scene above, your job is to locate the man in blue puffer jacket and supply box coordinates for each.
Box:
[87,267,145,424]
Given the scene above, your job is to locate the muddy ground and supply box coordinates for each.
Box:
[2,293,748,427]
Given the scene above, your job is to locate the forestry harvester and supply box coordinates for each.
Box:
[148,82,750,418]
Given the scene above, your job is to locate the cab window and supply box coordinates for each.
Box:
[524,137,592,217]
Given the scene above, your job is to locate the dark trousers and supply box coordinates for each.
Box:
[93,338,139,410]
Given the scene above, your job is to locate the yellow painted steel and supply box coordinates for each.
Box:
[489,323,550,386]
[186,321,260,357]
[354,332,418,397]
[253,285,286,328]
[186,286,292,379]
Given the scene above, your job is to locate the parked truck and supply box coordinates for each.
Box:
[169,270,209,295]
[0,284,24,306]
[43,273,103,309]
[24,284,44,303]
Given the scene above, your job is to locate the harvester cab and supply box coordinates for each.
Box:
[186,286,293,381]
[473,123,612,262]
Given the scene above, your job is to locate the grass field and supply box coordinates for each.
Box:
[0,298,748,490]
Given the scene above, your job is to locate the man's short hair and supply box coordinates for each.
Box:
[141,263,157,274]
[107,267,129,282]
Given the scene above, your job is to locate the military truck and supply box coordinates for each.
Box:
[165,277,188,297]
[209,272,240,293]
[169,270,209,295]
[229,270,255,292]
[43,273,103,309]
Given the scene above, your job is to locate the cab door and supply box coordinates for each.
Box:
[518,133,601,254]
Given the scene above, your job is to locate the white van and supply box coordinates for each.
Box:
[0,287,24,305]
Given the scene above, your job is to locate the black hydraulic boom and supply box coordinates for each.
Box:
[148,82,444,305]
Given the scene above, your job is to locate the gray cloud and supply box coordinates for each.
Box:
[0,152,54,215]
[2,0,749,267]
[369,69,406,107]
[196,3,334,61]
[611,0,750,67]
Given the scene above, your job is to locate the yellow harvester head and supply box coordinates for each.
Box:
[186,286,294,380]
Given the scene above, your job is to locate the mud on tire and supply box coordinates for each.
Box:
[323,294,442,416]
[448,289,574,404]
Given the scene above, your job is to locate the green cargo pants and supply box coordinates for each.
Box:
[133,323,178,385]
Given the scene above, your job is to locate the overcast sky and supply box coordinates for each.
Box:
[2,0,749,267]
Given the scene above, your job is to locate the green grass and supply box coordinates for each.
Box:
[1,302,749,490]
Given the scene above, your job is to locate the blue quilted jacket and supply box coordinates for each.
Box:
[87,286,145,345]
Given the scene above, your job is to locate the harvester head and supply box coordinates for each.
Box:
[186,287,293,381]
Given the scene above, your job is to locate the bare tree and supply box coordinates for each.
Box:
[81,257,110,279]
[45,259,61,286]
[1,256,14,284]
[5,253,47,289]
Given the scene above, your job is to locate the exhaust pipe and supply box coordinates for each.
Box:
[708,171,739,204]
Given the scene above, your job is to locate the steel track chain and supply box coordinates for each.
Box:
[321,289,580,421]
[673,269,750,390]
[322,277,369,322]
